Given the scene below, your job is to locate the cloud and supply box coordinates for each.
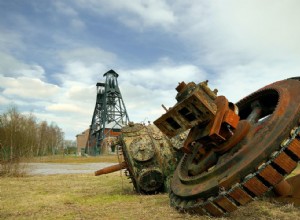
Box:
[0,95,10,105]
[53,1,85,30]
[120,63,206,90]
[58,47,116,65]
[46,103,88,114]
[170,0,300,66]
[211,62,298,103]
[0,76,60,100]
[117,62,207,123]
[1,0,299,141]
[74,0,176,30]
[0,30,24,52]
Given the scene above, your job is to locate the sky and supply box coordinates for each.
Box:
[0,0,299,140]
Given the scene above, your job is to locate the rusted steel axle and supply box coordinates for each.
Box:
[95,161,127,176]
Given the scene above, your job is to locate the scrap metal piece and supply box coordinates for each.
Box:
[155,77,300,216]
[95,123,182,194]
[95,161,127,176]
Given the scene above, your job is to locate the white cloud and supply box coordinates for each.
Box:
[121,63,206,90]
[0,76,60,100]
[0,53,46,79]
[117,62,207,123]
[58,47,116,65]
[0,95,10,105]
[32,111,89,140]
[170,0,300,66]
[46,103,88,115]
[211,62,298,103]
[74,0,176,30]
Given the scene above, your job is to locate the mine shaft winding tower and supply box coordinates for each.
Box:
[86,70,130,155]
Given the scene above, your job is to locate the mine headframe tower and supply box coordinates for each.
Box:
[86,70,130,155]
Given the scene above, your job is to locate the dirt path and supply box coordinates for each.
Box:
[24,162,116,175]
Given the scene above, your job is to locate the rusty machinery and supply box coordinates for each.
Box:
[95,122,185,194]
[154,77,300,216]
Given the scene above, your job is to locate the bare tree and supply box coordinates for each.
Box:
[0,106,65,176]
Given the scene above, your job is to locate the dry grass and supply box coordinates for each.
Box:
[0,161,28,177]
[1,170,300,220]
[0,173,204,220]
[24,154,119,164]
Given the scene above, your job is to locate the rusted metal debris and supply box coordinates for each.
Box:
[154,77,300,216]
[95,122,186,194]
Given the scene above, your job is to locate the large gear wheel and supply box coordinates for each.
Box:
[169,78,300,216]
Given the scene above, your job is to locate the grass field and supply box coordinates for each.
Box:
[1,155,300,220]
[1,166,300,220]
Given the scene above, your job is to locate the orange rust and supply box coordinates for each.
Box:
[190,207,206,215]
[214,196,238,213]
[258,165,283,186]
[228,187,253,205]
[203,202,224,217]
[214,120,250,153]
[176,81,187,93]
[223,109,240,129]
[243,176,268,196]
[209,96,228,141]
[274,179,292,196]
[286,138,300,159]
[274,174,300,206]
[273,152,297,174]
[95,161,127,176]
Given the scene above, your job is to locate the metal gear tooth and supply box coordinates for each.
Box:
[244,173,254,182]
[270,151,279,159]
[257,162,266,171]
[281,138,290,147]
[231,183,240,189]
[290,127,299,137]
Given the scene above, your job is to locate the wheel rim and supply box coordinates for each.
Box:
[170,78,300,216]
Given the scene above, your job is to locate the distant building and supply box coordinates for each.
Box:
[76,127,121,155]
[76,129,89,155]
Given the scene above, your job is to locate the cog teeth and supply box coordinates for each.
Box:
[243,173,254,182]
[257,162,266,170]
[290,127,298,137]
[280,138,289,147]
[270,151,279,159]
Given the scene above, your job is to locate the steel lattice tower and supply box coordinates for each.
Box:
[86,70,130,155]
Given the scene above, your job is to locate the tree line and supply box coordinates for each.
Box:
[0,106,65,162]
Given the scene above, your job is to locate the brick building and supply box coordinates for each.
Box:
[76,127,122,155]
[76,129,89,155]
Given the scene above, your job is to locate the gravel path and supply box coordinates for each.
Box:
[23,163,117,175]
